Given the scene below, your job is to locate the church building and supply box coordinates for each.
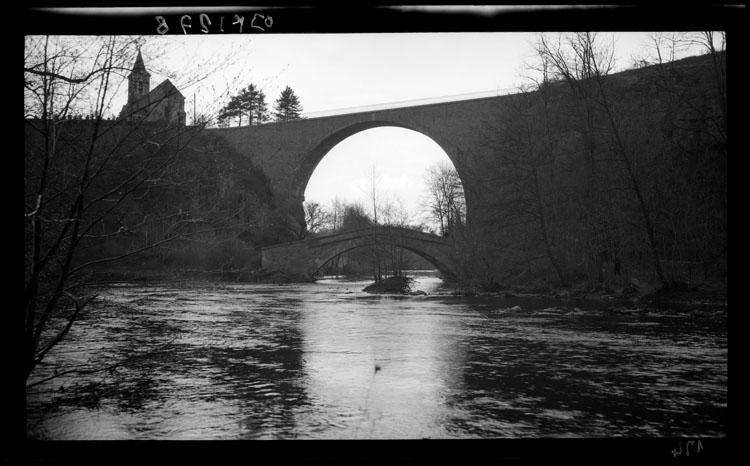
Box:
[118,49,186,126]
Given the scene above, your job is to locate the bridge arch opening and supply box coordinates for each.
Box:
[301,124,467,238]
[311,243,456,280]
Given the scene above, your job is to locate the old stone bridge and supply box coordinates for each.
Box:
[260,226,460,279]
[208,93,513,234]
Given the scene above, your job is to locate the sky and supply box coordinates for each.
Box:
[109,31,713,228]
[141,32,664,118]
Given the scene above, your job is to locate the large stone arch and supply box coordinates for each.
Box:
[291,120,466,207]
[210,96,505,243]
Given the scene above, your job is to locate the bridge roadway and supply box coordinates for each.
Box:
[260,226,459,279]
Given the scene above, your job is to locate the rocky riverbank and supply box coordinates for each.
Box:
[451,279,727,308]
[84,265,726,308]
[83,265,312,285]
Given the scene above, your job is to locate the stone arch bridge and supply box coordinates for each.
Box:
[260,226,460,280]
[209,93,513,239]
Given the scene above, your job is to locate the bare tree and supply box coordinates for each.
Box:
[364,164,381,225]
[422,162,465,237]
[23,35,254,437]
[489,82,571,287]
[302,201,327,239]
[328,197,345,233]
[466,33,725,291]
[636,31,727,283]
[536,32,668,286]
[646,31,726,149]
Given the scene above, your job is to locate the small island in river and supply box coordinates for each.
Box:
[363,276,415,294]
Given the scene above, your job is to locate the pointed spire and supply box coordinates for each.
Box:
[132,48,149,75]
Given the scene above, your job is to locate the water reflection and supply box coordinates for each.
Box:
[26,277,726,439]
[296,279,469,438]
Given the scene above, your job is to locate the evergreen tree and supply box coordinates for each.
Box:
[253,89,270,125]
[218,84,270,126]
[218,98,235,126]
[237,85,257,125]
[217,92,244,126]
[273,86,303,122]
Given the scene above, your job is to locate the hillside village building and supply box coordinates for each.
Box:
[118,50,186,126]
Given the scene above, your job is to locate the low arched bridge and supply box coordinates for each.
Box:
[260,226,460,279]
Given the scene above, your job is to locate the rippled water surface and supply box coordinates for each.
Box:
[27,276,727,439]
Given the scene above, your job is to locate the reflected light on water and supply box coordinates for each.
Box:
[26,276,727,440]
[297,281,469,438]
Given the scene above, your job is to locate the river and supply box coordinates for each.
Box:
[26,275,727,440]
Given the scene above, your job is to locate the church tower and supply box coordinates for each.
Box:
[119,47,185,126]
[127,49,151,105]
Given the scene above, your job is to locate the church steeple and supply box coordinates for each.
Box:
[133,49,148,73]
[127,48,151,104]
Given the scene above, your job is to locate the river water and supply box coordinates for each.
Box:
[26,275,727,440]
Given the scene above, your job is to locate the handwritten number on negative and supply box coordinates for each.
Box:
[672,439,704,457]
[251,13,273,31]
[155,13,273,34]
